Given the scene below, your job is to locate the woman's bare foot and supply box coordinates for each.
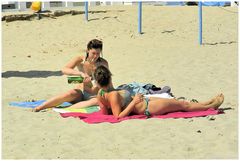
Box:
[216,93,224,108]
[32,106,42,112]
[209,94,224,110]
[200,94,221,106]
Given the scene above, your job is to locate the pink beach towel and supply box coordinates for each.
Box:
[60,108,223,124]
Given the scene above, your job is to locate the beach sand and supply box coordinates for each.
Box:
[2,5,238,159]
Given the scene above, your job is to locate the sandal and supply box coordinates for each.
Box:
[190,99,199,103]
[177,96,186,101]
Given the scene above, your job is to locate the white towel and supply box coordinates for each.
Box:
[144,93,173,99]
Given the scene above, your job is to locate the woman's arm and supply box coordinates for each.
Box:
[61,56,86,76]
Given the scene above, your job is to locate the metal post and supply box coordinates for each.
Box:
[85,1,88,21]
[199,1,202,45]
[138,2,142,34]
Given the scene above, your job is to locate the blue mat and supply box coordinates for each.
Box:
[202,2,230,6]
[9,100,72,108]
[166,2,185,6]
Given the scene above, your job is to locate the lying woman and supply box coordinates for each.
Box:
[93,65,224,118]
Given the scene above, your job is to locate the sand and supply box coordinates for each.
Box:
[2,5,238,159]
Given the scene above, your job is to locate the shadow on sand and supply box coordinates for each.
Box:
[203,41,237,45]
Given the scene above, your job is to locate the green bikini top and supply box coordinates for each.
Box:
[99,89,106,97]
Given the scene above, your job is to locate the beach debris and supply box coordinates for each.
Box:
[90,10,107,14]
[219,41,237,44]
[26,99,37,102]
[188,119,193,122]
[220,107,234,111]
[70,10,84,15]
[161,30,175,34]
[53,10,107,17]
[2,10,108,22]
[177,96,186,101]
[3,14,35,22]
[190,99,199,103]
[102,16,118,20]
[2,13,55,22]
[53,10,71,17]
[207,116,216,121]
[27,55,31,58]
[203,41,237,46]
[197,130,201,133]
[102,16,110,20]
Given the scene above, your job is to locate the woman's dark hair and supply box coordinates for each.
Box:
[86,39,103,61]
[94,65,112,87]
[87,39,103,50]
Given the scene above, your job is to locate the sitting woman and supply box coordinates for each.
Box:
[93,65,224,118]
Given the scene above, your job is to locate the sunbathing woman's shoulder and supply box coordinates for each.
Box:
[107,90,121,99]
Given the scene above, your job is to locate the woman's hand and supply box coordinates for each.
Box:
[133,94,144,104]
[82,73,91,83]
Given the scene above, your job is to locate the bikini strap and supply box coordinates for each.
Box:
[100,89,106,97]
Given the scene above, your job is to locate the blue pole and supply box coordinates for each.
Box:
[138,2,142,34]
[85,1,88,21]
[199,1,202,45]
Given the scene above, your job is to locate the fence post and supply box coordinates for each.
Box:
[138,2,142,34]
[199,1,202,45]
[85,2,88,21]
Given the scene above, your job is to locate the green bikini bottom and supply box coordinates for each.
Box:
[144,97,151,117]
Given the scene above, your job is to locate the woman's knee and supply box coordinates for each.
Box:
[181,101,191,111]
[66,89,82,98]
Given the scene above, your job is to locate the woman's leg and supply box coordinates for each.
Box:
[183,94,224,111]
[67,97,98,109]
[32,89,83,112]
[199,94,222,105]
[148,94,224,115]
